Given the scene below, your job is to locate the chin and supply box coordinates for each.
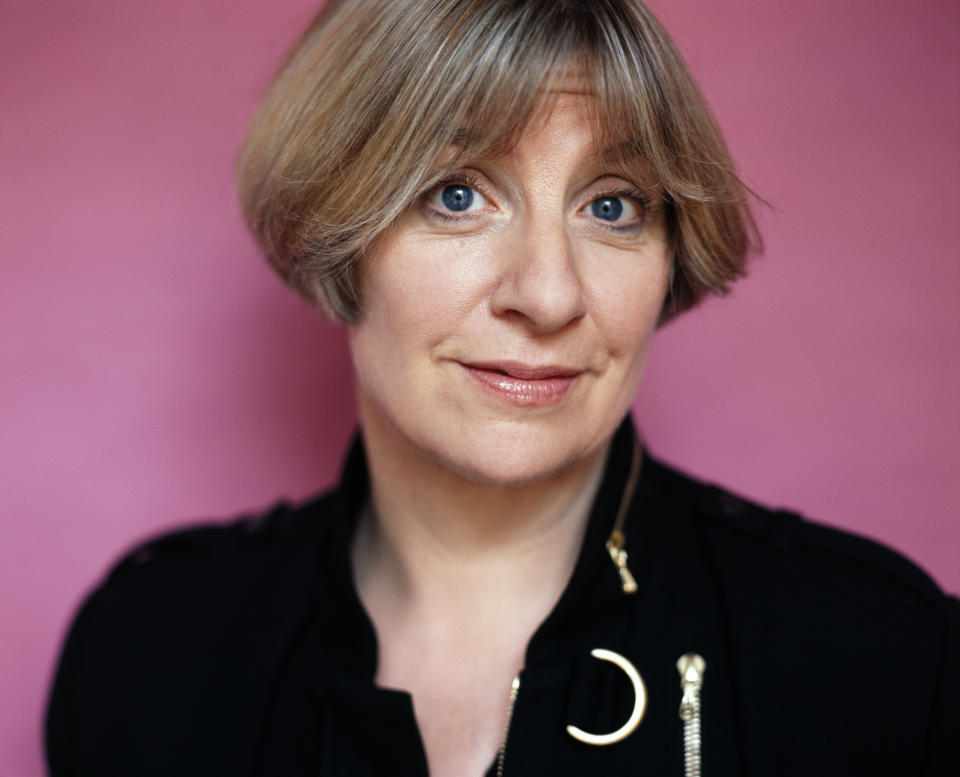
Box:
[422,418,604,486]
[357,377,623,488]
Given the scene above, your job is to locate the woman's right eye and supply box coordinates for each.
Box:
[426,182,488,216]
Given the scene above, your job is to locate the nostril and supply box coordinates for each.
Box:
[487,237,587,334]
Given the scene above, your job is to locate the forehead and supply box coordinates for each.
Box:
[458,83,639,175]
[515,90,601,157]
[431,55,660,193]
[549,65,596,95]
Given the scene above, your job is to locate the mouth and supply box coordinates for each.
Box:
[459,361,583,407]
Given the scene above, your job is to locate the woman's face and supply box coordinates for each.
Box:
[348,89,671,484]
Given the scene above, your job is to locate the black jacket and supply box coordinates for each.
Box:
[47,420,960,775]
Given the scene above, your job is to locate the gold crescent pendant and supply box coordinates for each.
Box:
[566,648,647,746]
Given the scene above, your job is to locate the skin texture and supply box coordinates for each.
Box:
[349,89,671,777]
[349,90,671,487]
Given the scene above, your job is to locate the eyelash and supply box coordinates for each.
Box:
[423,172,488,222]
[423,174,650,230]
[598,187,650,232]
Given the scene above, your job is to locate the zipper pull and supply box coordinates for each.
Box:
[606,529,638,594]
[676,653,706,777]
[676,653,705,721]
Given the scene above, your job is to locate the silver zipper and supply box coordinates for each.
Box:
[605,434,641,594]
[676,653,706,777]
[495,676,520,777]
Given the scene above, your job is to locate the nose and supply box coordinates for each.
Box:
[489,218,587,334]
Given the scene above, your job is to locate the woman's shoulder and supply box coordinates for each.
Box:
[94,492,336,609]
[46,490,342,774]
[647,452,955,612]
[644,452,959,680]
[63,485,348,639]
[644,455,959,772]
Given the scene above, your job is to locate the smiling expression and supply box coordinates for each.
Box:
[348,90,672,484]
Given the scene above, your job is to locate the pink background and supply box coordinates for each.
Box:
[2,0,958,773]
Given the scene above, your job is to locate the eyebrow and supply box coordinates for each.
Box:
[596,137,643,159]
[444,126,655,184]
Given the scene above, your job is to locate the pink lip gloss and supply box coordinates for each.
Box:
[462,365,579,407]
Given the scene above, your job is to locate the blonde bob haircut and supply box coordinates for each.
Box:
[238,0,757,323]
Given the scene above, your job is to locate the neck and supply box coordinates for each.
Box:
[352,392,609,622]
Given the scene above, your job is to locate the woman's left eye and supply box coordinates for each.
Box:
[585,195,643,227]
[427,183,488,215]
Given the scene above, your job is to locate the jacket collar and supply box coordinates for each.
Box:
[315,414,655,678]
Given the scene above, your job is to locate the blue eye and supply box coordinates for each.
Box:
[441,185,474,212]
[584,193,643,228]
[591,197,624,222]
[426,179,488,218]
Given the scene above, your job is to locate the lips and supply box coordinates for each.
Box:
[460,360,582,407]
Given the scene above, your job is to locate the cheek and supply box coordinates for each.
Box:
[587,249,671,361]
[352,234,498,371]
[362,235,497,344]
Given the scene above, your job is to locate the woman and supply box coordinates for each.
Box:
[47,1,959,775]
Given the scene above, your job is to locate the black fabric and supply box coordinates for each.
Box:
[46,418,960,776]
